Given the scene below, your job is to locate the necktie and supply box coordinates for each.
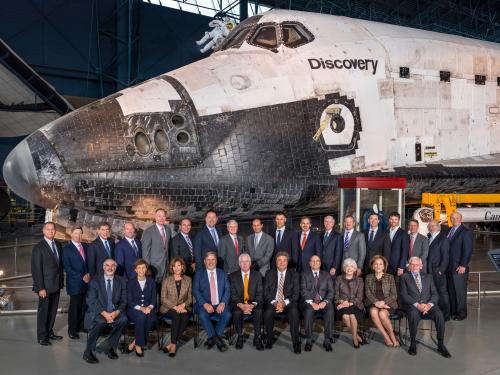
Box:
[369,230,375,243]
[185,235,193,258]
[104,240,111,257]
[314,272,321,303]
[78,243,86,261]
[276,230,282,247]
[243,273,249,304]
[344,232,350,250]
[209,271,217,305]
[414,273,422,293]
[51,241,59,262]
[300,232,308,250]
[409,235,414,257]
[254,234,259,250]
[106,279,114,312]
[131,240,139,257]
[234,237,239,255]
[277,272,285,302]
[323,231,329,245]
[210,228,218,246]
[447,227,456,239]
[160,226,167,246]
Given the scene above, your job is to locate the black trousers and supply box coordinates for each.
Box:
[233,305,263,338]
[165,309,190,344]
[448,271,468,318]
[405,306,445,344]
[68,293,86,335]
[263,302,300,344]
[301,301,333,342]
[86,314,128,351]
[37,291,60,341]
[432,273,450,320]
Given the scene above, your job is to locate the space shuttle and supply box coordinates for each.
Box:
[3,10,500,238]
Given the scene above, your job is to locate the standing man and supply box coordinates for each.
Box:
[364,213,391,275]
[427,220,451,321]
[31,222,64,346]
[247,218,274,277]
[229,253,264,350]
[408,219,429,272]
[447,212,473,321]
[193,210,221,270]
[272,212,295,268]
[341,216,366,276]
[321,215,341,280]
[115,222,142,280]
[170,218,196,276]
[218,220,246,274]
[386,212,409,276]
[62,226,90,340]
[87,222,115,278]
[142,208,172,292]
[293,216,322,273]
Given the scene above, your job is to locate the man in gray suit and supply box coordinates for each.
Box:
[247,218,274,277]
[341,216,366,276]
[141,208,172,292]
[408,219,429,272]
[218,220,246,274]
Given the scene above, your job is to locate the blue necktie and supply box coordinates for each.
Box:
[344,232,350,250]
[448,227,456,239]
[369,230,375,242]
[210,228,218,246]
[131,240,138,257]
[104,240,111,257]
[276,230,282,247]
[50,241,59,262]
[106,279,113,312]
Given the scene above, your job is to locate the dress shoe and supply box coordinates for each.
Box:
[323,341,333,352]
[453,314,466,321]
[68,333,80,340]
[304,342,312,352]
[215,336,228,352]
[353,342,360,349]
[49,334,63,341]
[254,337,264,351]
[438,345,451,358]
[359,337,367,345]
[235,335,244,349]
[293,343,301,354]
[168,349,176,358]
[265,340,273,349]
[83,350,99,364]
[106,348,119,360]
[125,346,135,354]
[38,339,51,346]
[135,349,144,358]
[205,337,215,349]
[408,344,417,356]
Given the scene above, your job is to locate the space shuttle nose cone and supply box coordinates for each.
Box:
[3,139,41,204]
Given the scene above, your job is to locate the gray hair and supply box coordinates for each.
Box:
[238,253,251,264]
[102,258,117,268]
[342,258,358,272]
[408,256,422,265]
[226,219,238,228]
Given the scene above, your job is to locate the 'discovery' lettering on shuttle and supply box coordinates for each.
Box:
[308,58,379,75]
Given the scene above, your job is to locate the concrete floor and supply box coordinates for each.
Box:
[0,297,499,375]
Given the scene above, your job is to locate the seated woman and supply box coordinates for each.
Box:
[335,258,365,348]
[159,257,192,357]
[365,255,400,347]
[126,259,157,357]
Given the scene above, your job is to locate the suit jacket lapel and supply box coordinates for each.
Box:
[43,240,59,266]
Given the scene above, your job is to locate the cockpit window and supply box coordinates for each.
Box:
[221,28,251,50]
[251,25,278,50]
[282,23,314,48]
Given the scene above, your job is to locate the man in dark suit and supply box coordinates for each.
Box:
[31,222,64,346]
[408,219,429,272]
[364,213,391,275]
[83,259,128,364]
[192,251,231,352]
[115,222,142,280]
[218,219,246,274]
[341,215,366,276]
[87,222,115,278]
[263,251,301,353]
[230,253,264,350]
[62,226,90,339]
[399,257,451,358]
[293,216,322,273]
[193,209,221,270]
[447,212,473,321]
[427,220,451,321]
[142,208,172,289]
[321,215,342,280]
[170,218,196,276]
[301,255,334,352]
[272,212,295,268]
[247,218,274,277]
[387,212,409,276]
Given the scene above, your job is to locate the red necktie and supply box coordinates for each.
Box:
[234,237,239,255]
[78,244,86,261]
[301,233,308,250]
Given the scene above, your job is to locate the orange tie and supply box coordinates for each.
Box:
[243,273,249,303]
[300,232,308,250]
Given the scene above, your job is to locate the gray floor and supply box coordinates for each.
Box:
[0,297,499,375]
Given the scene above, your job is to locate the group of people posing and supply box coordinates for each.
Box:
[30,208,473,364]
